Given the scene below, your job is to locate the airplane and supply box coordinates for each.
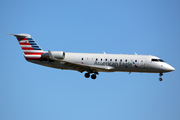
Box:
[8,33,175,81]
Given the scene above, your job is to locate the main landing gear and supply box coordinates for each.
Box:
[84,72,99,80]
[159,73,163,81]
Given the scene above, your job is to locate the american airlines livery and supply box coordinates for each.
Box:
[9,33,175,81]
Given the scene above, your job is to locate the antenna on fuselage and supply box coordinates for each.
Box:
[103,51,106,54]
[135,53,137,55]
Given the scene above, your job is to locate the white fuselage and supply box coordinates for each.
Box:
[31,52,175,73]
[10,33,175,80]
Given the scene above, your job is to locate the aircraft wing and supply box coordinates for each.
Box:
[48,50,114,73]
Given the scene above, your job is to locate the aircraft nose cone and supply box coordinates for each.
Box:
[168,66,175,71]
[162,64,175,72]
[170,66,175,71]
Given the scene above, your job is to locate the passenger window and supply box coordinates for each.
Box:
[115,59,117,61]
[120,59,122,62]
[110,59,112,61]
[96,58,98,61]
[125,59,127,62]
[105,59,107,61]
[82,58,83,60]
[101,59,102,61]
[135,60,137,62]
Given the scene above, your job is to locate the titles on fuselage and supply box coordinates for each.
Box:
[94,61,133,68]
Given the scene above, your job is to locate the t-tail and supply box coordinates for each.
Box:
[8,33,44,60]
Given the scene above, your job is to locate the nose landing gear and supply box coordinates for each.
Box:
[159,73,163,81]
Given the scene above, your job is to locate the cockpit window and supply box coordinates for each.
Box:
[152,59,158,62]
[152,59,165,62]
[158,59,164,62]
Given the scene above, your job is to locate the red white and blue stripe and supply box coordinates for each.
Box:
[15,34,44,60]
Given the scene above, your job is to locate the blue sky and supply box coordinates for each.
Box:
[1,0,180,120]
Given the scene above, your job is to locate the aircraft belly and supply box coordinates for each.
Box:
[30,60,162,73]
[29,61,69,69]
[106,65,161,73]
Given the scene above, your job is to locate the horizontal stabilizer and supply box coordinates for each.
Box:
[6,33,30,37]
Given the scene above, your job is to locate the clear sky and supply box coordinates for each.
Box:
[1,0,180,120]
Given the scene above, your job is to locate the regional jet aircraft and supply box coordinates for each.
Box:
[9,33,175,81]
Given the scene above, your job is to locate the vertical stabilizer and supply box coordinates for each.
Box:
[10,33,44,60]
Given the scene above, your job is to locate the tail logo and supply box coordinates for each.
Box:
[13,34,44,60]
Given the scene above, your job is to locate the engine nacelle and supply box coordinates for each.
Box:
[51,51,65,59]
[41,51,65,59]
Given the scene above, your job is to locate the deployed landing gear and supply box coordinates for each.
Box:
[159,73,163,81]
[91,74,97,79]
[84,72,98,80]
[159,78,162,81]
[84,73,90,78]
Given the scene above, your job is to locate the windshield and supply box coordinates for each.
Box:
[158,59,164,62]
[152,59,165,62]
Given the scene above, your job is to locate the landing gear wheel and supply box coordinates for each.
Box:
[159,78,162,81]
[159,73,163,77]
[84,73,90,78]
[159,73,163,81]
[91,74,97,79]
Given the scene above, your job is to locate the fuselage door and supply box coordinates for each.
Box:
[139,59,145,68]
